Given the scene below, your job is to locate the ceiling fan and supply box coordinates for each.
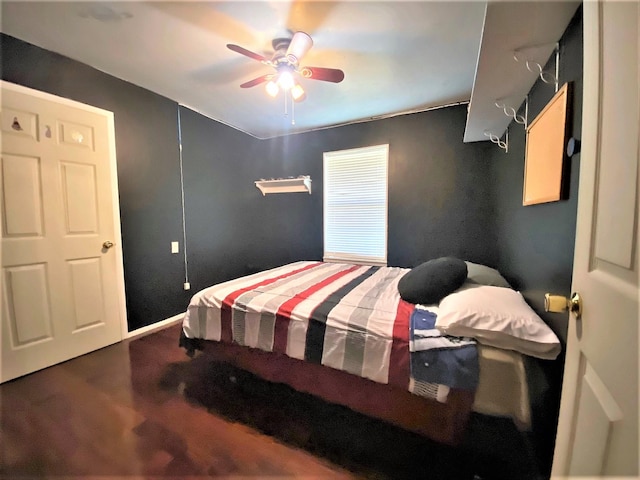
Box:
[227,31,345,102]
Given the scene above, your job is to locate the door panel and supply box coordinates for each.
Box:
[1,107,38,141]
[60,161,99,234]
[4,264,53,346]
[593,2,638,268]
[68,257,105,331]
[58,120,94,149]
[568,359,623,476]
[1,154,44,237]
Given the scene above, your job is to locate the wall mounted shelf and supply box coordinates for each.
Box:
[463,1,580,143]
[255,176,312,195]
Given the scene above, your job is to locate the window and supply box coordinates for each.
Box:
[323,144,388,266]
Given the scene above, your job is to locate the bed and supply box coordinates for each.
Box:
[180,260,561,446]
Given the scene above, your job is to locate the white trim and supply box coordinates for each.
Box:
[126,313,184,340]
[0,80,129,339]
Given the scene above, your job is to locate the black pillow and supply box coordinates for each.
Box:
[398,257,468,305]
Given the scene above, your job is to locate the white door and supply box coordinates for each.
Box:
[551,2,639,477]
[1,82,126,383]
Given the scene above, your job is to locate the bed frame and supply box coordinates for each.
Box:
[181,334,476,446]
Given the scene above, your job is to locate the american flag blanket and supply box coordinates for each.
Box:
[409,307,479,391]
[182,261,476,403]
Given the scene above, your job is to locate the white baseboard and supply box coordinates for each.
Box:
[126,313,184,340]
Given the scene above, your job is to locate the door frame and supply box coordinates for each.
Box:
[1,80,128,340]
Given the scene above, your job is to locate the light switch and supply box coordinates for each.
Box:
[171,241,179,254]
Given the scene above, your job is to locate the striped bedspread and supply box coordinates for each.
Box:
[182,261,451,402]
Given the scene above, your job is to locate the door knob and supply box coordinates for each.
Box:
[569,292,582,318]
[544,292,583,318]
[102,240,115,250]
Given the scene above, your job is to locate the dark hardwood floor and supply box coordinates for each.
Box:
[1,324,539,479]
[0,324,359,479]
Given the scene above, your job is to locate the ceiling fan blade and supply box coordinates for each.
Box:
[227,44,268,63]
[285,0,337,36]
[240,75,273,88]
[286,31,313,63]
[301,67,345,83]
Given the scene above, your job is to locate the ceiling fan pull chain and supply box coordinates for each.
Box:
[292,98,295,125]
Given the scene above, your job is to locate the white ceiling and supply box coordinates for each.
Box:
[1,1,579,140]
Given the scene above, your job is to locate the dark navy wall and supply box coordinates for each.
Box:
[261,107,497,269]
[178,106,321,294]
[488,8,583,476]
[180,105,497,295]
[489,8,583,343]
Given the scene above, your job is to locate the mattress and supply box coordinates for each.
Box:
[182,261,453,401]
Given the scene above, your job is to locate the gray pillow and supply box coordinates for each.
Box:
[464,261,511,288]
[398,257,468,305]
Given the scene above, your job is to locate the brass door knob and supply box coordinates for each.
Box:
[569,292,582,318]
[102,240,115,250]
[544,293,568,313]
[544,292,583,318]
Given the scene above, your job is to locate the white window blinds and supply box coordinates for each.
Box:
[323,144,389,266]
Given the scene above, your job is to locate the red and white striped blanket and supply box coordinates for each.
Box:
[182,261,450,402]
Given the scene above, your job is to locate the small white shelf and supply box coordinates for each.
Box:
[255,176,312,195]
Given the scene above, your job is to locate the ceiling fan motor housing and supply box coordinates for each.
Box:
[271,32,314,66]
[272,37,291,52]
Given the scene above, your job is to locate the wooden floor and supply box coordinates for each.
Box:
[0,324,361,479]
[1,324,541,480]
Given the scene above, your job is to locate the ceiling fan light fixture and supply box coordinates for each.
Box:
[286,31,313,65]
[265,80,279,97]
[291,83,306,102]
[278,70,295,91]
